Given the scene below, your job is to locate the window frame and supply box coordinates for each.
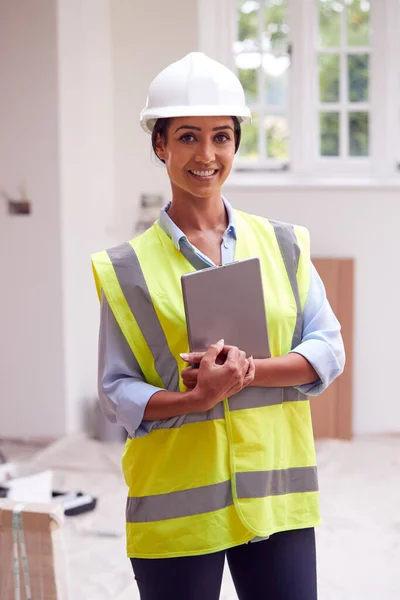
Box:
[197,0,400,181]
[312,0,371,170]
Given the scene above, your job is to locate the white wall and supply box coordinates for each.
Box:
[0,0,66,437]
[57,0,117,434]
[0,0,117,438]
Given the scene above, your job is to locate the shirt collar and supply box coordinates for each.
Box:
[158,196,237,250]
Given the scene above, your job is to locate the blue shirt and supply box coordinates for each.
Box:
[98,198,345,438]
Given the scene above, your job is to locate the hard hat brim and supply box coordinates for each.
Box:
[140,105,252,134]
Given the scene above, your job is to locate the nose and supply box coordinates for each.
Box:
[195,140,215,164]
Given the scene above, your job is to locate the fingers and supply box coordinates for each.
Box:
[181,366,198,389]
[223,350,254,394]
[243,356,256,386]
[224,346,240,365]
[239,351,247,369]
[181,340,224,366]
[201,339,225,367]
[180,351,206,364]
[181,366,197,378]
[183,341,252,398]
[225,346,247,371]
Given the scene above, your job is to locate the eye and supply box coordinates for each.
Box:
[214,133,230,143]
[179,133,196,143]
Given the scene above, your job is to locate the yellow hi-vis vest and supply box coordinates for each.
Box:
[91,210,321,559]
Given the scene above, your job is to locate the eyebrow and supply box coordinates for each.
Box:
[174,124,234,133]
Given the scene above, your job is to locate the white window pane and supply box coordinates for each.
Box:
[318,0,341,48]
[237,0,259,45]
[347,0,370,47]
[349,112,369,156]
[319,54,340,103]
[263,1,289,107]
[240,113,259,160]
[264,54,290,105]
[348,54,369,102]
[236,54,259,103]
[264,0,288,55]
[320,112,340,156]
[266,114,289,159]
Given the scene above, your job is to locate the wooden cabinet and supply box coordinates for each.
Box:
[309,259,354,439]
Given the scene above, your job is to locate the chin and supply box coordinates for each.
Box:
[188,185,221,198]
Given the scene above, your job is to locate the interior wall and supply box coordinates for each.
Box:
[0,0,66,437]
[0,0,117,438]
[57,0,117,434]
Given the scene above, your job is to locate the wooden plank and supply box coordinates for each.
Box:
[309,258,354,439]
[337,259,354,439]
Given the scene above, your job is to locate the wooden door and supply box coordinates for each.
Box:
[309,259,354,439]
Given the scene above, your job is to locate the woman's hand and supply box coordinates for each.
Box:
[181,343,251,388]
[181,365,199,391]
[182,340,255,410]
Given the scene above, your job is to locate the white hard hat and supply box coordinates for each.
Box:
[140,52,252,134]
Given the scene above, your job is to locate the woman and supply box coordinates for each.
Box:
[92,52,345,600]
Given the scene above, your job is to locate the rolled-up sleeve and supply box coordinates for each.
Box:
[290,263,345,396]
[98,294,163,437]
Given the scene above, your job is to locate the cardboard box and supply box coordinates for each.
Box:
[0,500,69,600]
[0,462,52,503]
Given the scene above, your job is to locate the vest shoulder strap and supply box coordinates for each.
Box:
[91,225,166,387]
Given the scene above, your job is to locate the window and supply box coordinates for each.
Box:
[317,0,371,159]
[235,0,290,165]
[197,0,400,179]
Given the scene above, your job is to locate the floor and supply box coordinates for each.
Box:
[2,434,400,599]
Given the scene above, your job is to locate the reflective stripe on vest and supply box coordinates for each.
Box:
[103,218,307,423]
[269,220,302,349]
[126,466,318,523]
[269,220,307,403]
[107,243,180,391]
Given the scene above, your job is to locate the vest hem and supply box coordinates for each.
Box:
[126,519,322,559]
[126,534,254,560]
[235,517,323,542]
[233,494,321,538]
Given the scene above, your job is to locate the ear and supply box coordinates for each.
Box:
[155,133,167,162]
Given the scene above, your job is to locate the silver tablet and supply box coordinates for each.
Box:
[181,257,270,359]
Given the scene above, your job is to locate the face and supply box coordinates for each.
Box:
[155,116,236,199]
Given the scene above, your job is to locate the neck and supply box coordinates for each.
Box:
[167,187,228,235]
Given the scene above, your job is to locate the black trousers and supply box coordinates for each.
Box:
[130,527,317,600]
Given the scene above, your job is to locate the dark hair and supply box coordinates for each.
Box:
[151,116,242,163]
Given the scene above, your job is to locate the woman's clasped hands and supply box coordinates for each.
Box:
[180,339,255,411]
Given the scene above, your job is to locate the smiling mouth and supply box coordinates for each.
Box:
[188,169,219,180]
